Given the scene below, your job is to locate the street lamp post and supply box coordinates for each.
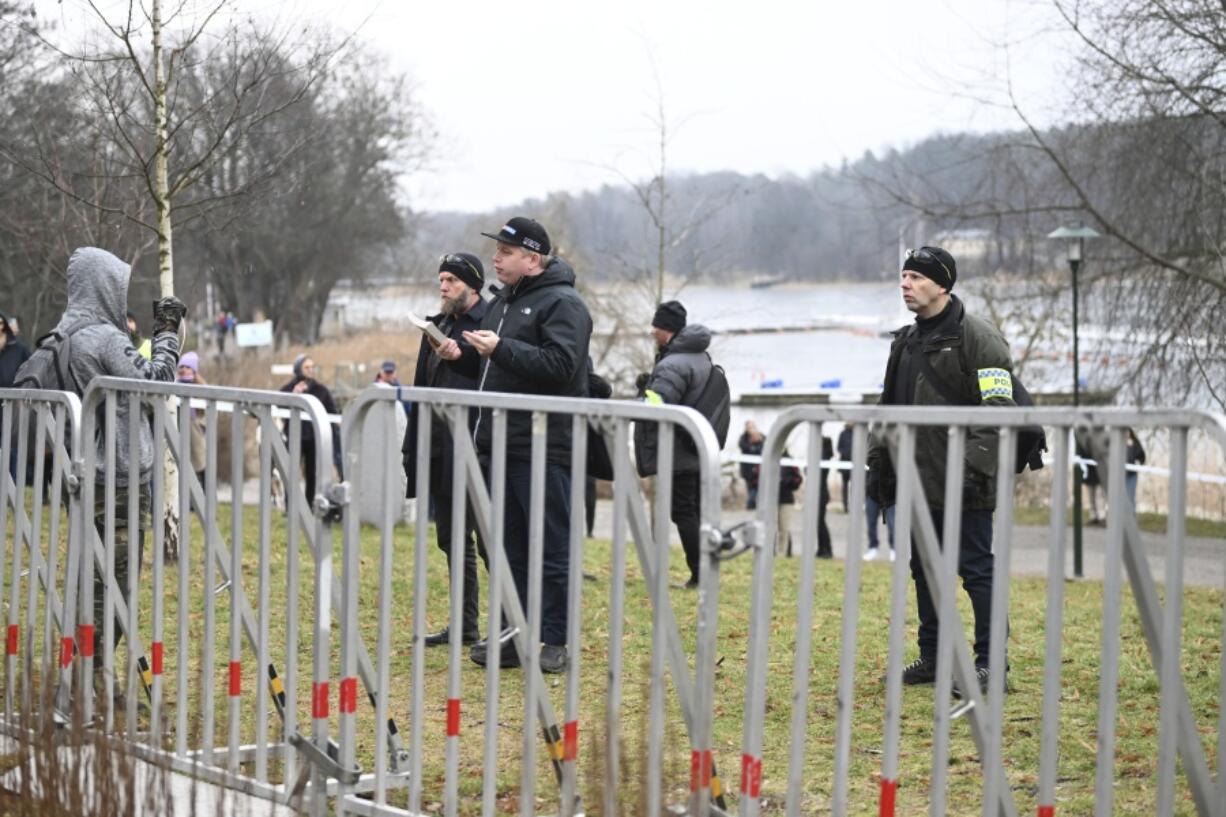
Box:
[1048,225,1100,578]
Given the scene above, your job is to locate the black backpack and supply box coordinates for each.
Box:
[13,319,91,392]
[680,355,731,453]
[911,332,1047,474]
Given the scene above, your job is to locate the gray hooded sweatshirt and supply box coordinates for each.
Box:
[58,247,180,486]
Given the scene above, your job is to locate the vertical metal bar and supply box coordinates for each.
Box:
[55,399,83,718]
[255,409,274,781]
[373,400,397,805]
[23,406,47,722]
[647,421,675,817]
[880,424,915,812]
[783,427,823,817]
[101,390,116,731]
[1037,424,1070,816]
[982,427,1016,817]
[309,406,334,817]
[521,411,548,817]
[604,418,631,817]
[1156,427,1187,816]
[1094,428,1127,817]
[409,404,432,816]
[445,404,468,817]
[561,413,587,817]
[45,405,66,689]
[6,404,29,723]
[831,422,868,816]
[197,402,217,763]
[124,392,140,735]
[338,402,362,811]
[80,394,97,728]
[691,410,724,816]
[0,403,11,710]
[481,409,507,817]
[283,412,302,791]
[227,406,244,773]
[932,426,965,817]
[149,400,167,745]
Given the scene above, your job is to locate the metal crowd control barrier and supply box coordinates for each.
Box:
[737,405,1226,817]
[73,377,341,813]
[336,385,727,817]
[0,389,84,739]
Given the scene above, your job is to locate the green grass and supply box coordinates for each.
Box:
[3,497,1223,815]
[1013,504,1226,538]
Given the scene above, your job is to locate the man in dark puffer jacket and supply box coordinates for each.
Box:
[437,217,592,674]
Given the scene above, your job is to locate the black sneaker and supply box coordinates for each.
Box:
[539,644,567,674]
[952,666,996,700]
[900,656,938,685]
[684,577,699,590]
[470,639,520,669]
[424,628,480,647]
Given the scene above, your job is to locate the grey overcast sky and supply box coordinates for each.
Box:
[36,0,1072,214]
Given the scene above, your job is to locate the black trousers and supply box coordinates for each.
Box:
[500,459,572,646]
[816,473,832,557]
[670,471,702,584]
[432,467,488,636]
[910,507,996,666]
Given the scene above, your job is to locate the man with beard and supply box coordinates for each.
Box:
[437,217,592,674]
[403,252,489,646]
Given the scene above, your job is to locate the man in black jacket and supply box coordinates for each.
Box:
[437,217,592,674]
[402,252,489,647]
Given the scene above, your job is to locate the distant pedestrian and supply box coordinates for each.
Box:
[0,311,31,388]
[836,422,853,511]
[767,450,803,556]
[1125,428,1146,508]
[279,354,343,514]
[738,420,765,510]
[815,436,833,558]
[863,496,897,562]
[176,352,207,486]
[216,312,228,354]
[375,359,411,419]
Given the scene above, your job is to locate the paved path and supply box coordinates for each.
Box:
[589,499,1225,590]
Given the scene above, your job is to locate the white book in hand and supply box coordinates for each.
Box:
[408,311,448,348]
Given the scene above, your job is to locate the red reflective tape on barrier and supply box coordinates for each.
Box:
[60,637,74,668]
[740,754,761,797]
[312,682,329,719]
[446,698,461,737]
[563,720,578,761]
[151,641,163,675]
[690,750,712,791]
[339,677,357,714]
[6,625,17,656]
[229,661,241,696]
[1038,807,1055,817]
[78,626,94,658]
[879,778,897,817]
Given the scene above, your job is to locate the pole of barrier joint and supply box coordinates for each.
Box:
[125,392,140,736]
[1156,427,1187,817]
[410,405,431,817]
[1037,426,1070,817]
[283,412,302,793]
[739,415,786,817]
[56,399,84,719]
[982,428,1016,817]
[480,410,507,817]
[309,406,334,817]
[102,390,116,732]
[647,421,673,817]
[24,407,48,722]
[522,411,549,817]
[80,395,97,730]
[1093,428,1127,817]
[561,413,587,817]
[880,424,915,817]
[149,401,166,746]
[691,412,722,817]
[255,409,274,782]
[373,401,397,806]
[197,403,218,763]
[605,418,633,817]
[931,427,965,817]
[338,402,362,812]
[46,405,66,707]
[6,404,29,724]
[783,427,824,816]
[445,404,468,817]
[831,422,869,816]
[228,406,244,774]
[0,403,11,720]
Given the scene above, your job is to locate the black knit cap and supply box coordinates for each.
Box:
[438,252,485,292]
[902,245,957,291]
[651,300,687,334]
[481,216,551,256]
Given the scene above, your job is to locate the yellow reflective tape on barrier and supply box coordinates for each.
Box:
[644,389,664,406]
[976,368,1013,400]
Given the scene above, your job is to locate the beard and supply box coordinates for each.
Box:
[441,287,471,317]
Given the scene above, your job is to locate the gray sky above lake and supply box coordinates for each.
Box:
[37,0,1071,214]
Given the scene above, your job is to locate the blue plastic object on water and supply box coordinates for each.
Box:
[760,379,784,389]
[820,378,842,389]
